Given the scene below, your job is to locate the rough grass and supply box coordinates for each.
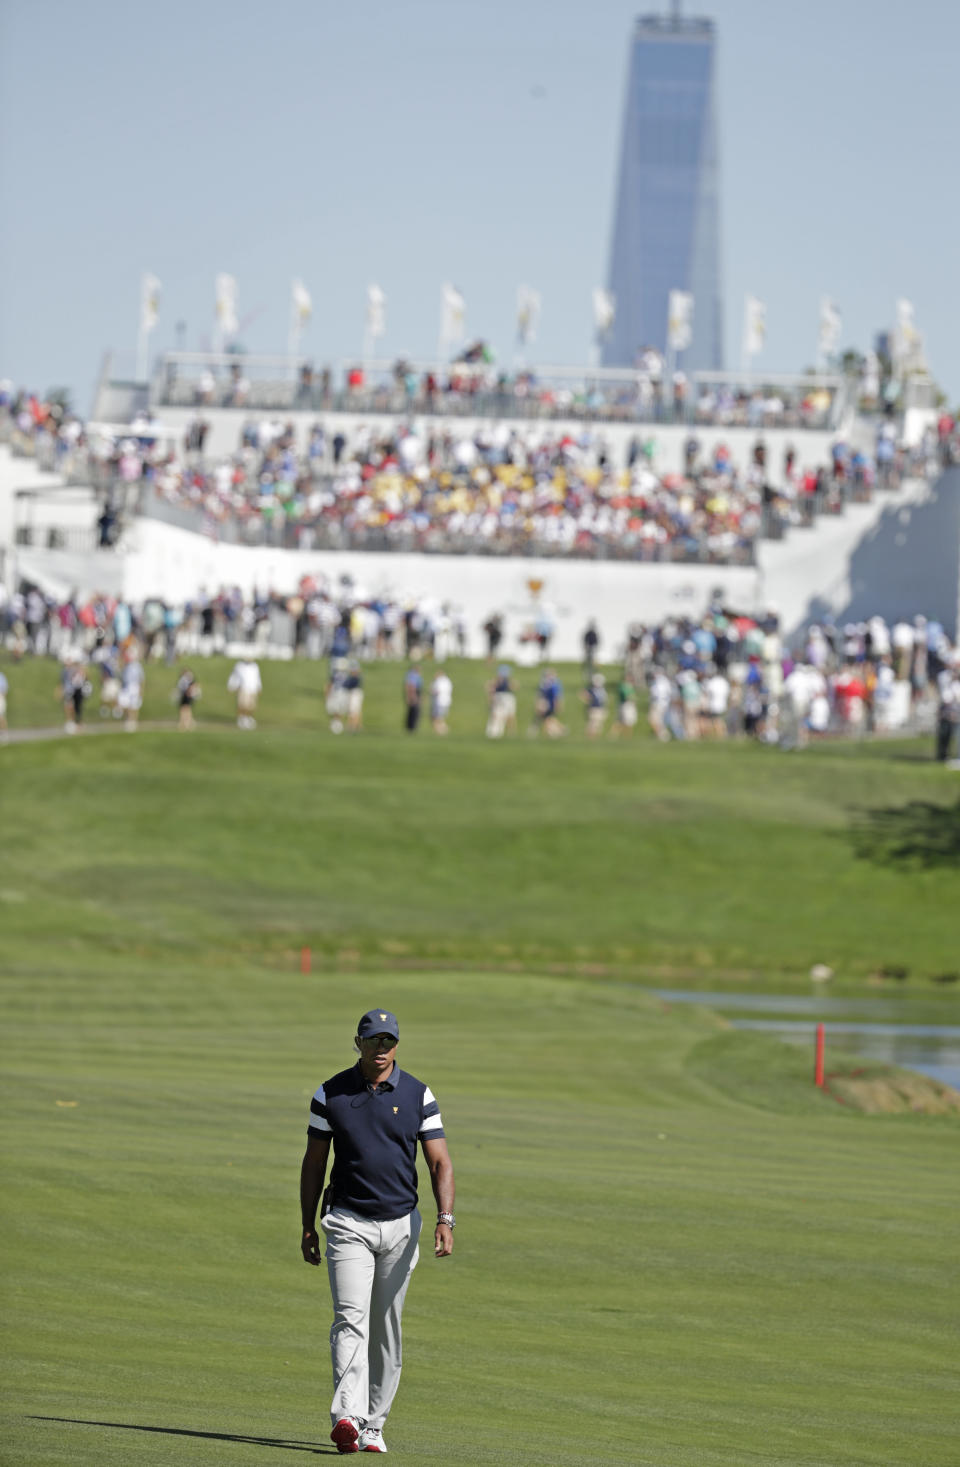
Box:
[1,653,959,985]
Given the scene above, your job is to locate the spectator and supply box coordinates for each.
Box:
[430,669,453,735]
[228,657,262,730]
[176,669,201,731]
[403,665,423,733]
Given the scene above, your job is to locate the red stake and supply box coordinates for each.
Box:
[300,945,311,975]
[814,1022,825,1087]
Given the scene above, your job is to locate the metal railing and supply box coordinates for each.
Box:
[14,525,100,553]
[148,352,849,433]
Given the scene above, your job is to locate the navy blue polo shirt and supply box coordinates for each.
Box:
[307,1062,445,1220]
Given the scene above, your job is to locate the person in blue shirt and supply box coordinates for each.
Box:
[300,1009,455,1456]
[403,666,423,733]
[531,667,565,738]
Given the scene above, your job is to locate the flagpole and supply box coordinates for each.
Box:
[136,322,148,383]
[287,297,301,381]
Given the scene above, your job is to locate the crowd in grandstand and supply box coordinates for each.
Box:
[6,378,957,564]
[163,351,843,431]
[1,574,958,759]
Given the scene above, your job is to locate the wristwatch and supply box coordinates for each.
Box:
[437,1211,456,1228]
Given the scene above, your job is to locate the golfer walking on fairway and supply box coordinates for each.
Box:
[300,1009,455,1454]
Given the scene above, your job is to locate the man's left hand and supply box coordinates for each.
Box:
[434,1223,453,1258]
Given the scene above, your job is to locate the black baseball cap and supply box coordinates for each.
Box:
[357,1008,400,1041]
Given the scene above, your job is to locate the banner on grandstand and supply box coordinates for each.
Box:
[667,290,694,352]
[215,273,239,339]
[140,273,161,333]
[439,283,465,347]
[592,287,615,338]
[292,279,312,326]
[366,283,386,339]
[818,296,841,358]
[743,295,767,359]
[516,285,541,346]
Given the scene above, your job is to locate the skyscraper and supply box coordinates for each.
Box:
[601,10,723,372]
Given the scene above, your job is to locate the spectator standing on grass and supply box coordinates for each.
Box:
[430,669,453,735]
[583,619,600,670]
[742,668,766,740]
[678,668,702,741]
[119,653,144,732]
[0,668,8,741]
[300,1008,455,1456]
[483,612,503,662]
[59,658,89,734]
[934,656,960,764]
[96,644,122,719]
[176,669,201,731]
[326,663,348,734]
[531,666,565,738]
[345,662,364,734]
[647,667,672,742]
[609,676,637,738]
[403,665,423,733]
[228,657,262,730]
[704,665,730,738]
[582,672,608,738]
[485,664,517,739]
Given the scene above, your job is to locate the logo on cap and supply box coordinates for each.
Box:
[380,1012,387,1020]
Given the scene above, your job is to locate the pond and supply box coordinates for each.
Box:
[654,989,960,1090]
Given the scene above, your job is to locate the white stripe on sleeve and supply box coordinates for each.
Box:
[419,1112,444,1133]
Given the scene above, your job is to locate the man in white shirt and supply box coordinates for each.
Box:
[647,669,672,742]
[704,668,730,738]
[430,671,453,736]
[228,658,262,730]
[119,655,144,731]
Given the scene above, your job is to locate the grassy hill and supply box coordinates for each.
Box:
[1,655,958,984]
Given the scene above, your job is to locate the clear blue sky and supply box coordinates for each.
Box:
[1,0,958,411]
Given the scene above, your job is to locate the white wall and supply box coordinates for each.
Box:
[115,517,758,659]
[755,473,958,637]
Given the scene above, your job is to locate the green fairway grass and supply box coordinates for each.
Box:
[2,653,958,1463]
[2,967,958,1467]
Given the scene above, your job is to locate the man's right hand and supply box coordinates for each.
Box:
[301,1227,322,1265]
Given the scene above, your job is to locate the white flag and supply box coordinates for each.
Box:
[140,273,161,334]
[667,290,694,352]
[593,287,615,336]
[818,297,841,357]
[743,295,767,358]
[440,282,465,345]
[292,278,312,327]
[516,285,541,346]
[366,283,386,339]
[215,273,238,337]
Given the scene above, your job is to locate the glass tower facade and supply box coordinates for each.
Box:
[602,13,723,372]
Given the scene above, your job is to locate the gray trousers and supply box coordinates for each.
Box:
[320,1206,421,1430]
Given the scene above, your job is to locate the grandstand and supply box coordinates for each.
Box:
[1,359,957,658]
